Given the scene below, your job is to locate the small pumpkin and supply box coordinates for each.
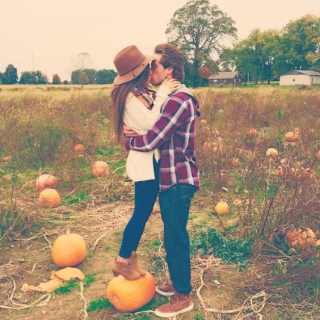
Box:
[38,188,61,208]
[285,131,299,142]
[231,158,240,167]
[247,128,258,136]
[203,141,212,149]
[52,230,86,267]
[266,148,278,158]
[2,155,12,162]
[107,271,155,312]
[91,161,110,177]
[214,201,229,215]
[74,144,85,154]
[36,174,57,191]
[285,228,317,249]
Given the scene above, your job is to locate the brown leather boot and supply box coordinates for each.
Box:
[112,259,141,280]
[155,281,174,296]
[154,291,193,318]
[130,252,147,276]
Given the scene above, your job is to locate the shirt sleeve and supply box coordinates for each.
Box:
[125,93,191,152]
[123,85,171,134]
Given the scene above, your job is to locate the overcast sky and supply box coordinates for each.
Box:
[1,0,319,81]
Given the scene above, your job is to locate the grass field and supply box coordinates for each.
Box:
[0,84,320,319]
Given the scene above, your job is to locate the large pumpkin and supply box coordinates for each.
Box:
[107,272,155,312]
[52,231,87,267]
[91,161,110,177]
[38,188,61,208]
[36,174,57,191]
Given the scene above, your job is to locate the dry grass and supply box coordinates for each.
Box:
[0,84,320,319]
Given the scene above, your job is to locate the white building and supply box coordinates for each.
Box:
[279,70,320,86]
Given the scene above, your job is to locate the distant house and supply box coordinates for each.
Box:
[208,71,243,86]
[279,70,320,86]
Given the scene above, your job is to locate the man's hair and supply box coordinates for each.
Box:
[154,44,184,82]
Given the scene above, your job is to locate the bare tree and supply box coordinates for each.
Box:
[70,52,92,87]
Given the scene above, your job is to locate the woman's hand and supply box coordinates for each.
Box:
[123,124,139,137]
[161,78,181,92]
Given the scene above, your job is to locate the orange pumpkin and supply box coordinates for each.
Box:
[74,144,85,154]
[231,158,240,167]
[266,148,278,158]
[285,228,317,249]
[247,128,258,136]
[91,161,110,177]
[2,155,12,162]
[107,272,155,312]
[285,132,299,142]
[215,201,229,215]
[203,141,212,149]
[36,174,57,191]
[52,231,86,267]
[38,188,61,208]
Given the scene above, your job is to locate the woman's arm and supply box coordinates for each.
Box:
[123,79,180,134]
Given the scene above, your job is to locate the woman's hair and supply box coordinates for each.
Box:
[112,65,150,142]
[154,44,184,82]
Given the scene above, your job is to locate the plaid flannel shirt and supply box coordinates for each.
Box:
[125,89,200,192]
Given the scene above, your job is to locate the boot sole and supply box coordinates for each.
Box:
[112,267,140,280]
[154,303,194,318]
[155,287,174,296]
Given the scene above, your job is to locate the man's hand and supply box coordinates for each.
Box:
[123,124,139,137]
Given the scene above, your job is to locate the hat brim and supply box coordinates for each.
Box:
[113,55,155,85]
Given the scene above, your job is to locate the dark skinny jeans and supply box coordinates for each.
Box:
[119,159,160,258]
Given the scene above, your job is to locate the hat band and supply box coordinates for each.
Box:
[130,62,148,78]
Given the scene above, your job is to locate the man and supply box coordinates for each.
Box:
[125,43,200,318]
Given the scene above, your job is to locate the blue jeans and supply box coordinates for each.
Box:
[119,159,160,258]
[159,183,198,295]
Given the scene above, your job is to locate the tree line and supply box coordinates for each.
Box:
[1,0,319,87]
[0,65,117,85]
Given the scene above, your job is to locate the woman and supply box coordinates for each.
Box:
[111,45,180,280]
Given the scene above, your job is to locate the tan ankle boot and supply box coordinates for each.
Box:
[112,259,141,280]
[154,290,193,318]
[130,252,147,276]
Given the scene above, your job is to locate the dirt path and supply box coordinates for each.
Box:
[0,202,266,320]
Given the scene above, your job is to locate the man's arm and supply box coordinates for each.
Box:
[125,92,193,152]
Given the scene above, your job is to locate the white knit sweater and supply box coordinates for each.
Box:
[124,84,171,182]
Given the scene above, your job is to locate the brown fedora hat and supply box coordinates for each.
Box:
[113,45,155,85]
